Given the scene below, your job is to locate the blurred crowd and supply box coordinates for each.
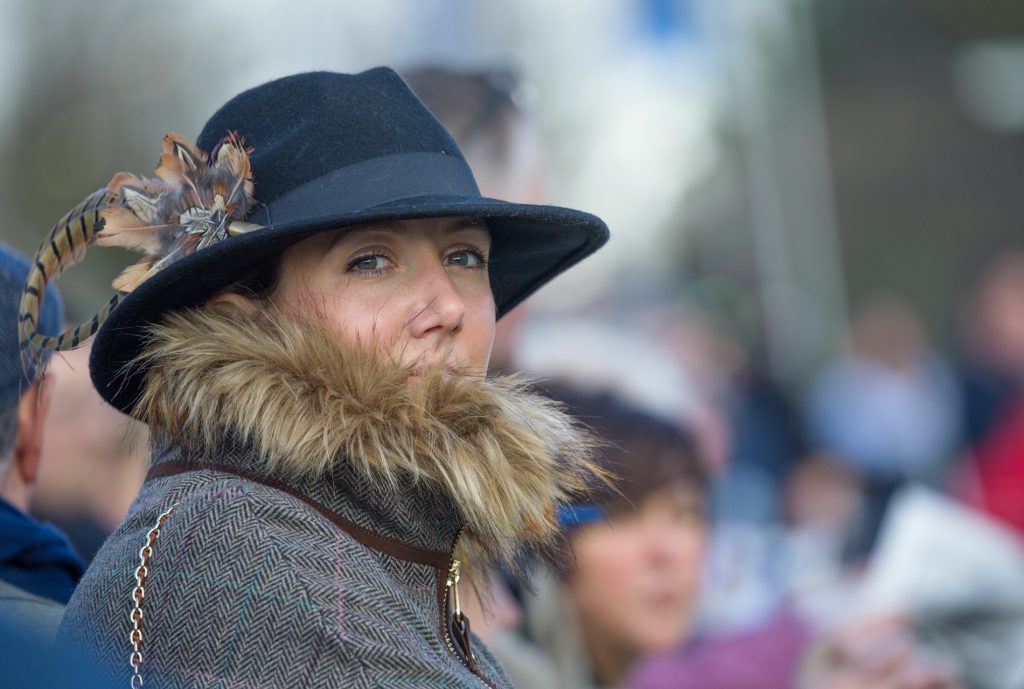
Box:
[3,54,1024,689]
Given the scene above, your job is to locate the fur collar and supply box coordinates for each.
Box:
[132,306,602,566]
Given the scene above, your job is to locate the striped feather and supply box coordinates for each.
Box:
[17,131,257,375]
[18,189,121,371]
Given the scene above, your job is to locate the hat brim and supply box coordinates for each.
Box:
[89,194,608,414]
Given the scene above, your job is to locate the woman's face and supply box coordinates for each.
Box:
[268,216,496,377]
[569,483,707,661]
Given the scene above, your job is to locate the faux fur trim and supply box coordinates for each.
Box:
[132,306,604,566]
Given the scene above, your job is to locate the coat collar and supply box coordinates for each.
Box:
[133,306,603,567]
[147,441,463,559]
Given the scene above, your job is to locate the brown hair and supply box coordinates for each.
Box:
[225,256,282,301]
[543,382,708,516]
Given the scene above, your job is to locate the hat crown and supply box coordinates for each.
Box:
[196,68,471,208]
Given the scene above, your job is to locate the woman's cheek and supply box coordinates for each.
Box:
[572,526,645,609]
[319,295,402,355]
[461,287,497,368]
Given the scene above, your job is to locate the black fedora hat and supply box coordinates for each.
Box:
[87,67,608,414]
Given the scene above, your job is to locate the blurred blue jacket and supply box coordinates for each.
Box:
[0,496,84,604]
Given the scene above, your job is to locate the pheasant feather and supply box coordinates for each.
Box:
[18,132,257,374]
[97,132,255,292]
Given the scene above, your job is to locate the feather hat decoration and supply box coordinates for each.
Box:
[18,132,257,372]
[97,132,257,292]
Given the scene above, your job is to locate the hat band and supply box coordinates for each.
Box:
[250,152,481,226]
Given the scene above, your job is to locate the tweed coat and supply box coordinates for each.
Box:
[59,306,601,688]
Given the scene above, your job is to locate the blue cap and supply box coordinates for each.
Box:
[1,244,63,412]
[557,503,605,530]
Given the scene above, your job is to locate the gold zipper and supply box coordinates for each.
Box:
[441,526,493,687]
[441,526,467,662]
[447,558,465,621]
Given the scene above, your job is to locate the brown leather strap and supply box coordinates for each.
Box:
[146,460,451,569]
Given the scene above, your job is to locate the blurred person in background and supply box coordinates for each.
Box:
[805,295,961,556]
[780,450,864,620]
[648,303,804,634]
[958,389,1024,535]
[502,386,709,689]
[30,345,147,564]
[645,302,803,524]
[953,251,1024,536]
[955,251,1024,447]
[0,245,85,637]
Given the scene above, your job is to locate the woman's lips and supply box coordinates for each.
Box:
[407,364,457,378]
[644,589,685,610]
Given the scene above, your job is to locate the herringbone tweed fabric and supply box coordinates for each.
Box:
[59,445,512,688]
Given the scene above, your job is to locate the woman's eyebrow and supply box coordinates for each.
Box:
[443,217,489,234]
[326,223,402,250]
[325,218,486,253]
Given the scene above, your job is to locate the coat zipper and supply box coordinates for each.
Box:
[445,558,471,663]
[441,527,497,688]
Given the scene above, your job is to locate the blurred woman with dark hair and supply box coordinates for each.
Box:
[501,386,709,689]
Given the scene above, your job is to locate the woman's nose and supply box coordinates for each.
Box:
[645,521,700,567]
[406,261,466,338]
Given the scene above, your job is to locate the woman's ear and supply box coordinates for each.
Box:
[207,290,260,315]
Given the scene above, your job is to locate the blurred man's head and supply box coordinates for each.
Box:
[966,250,1024,374]
[0,245,62,511]
[551,386,709,684]
[403,66,547,204]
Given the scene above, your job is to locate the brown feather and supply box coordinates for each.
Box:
[112,260,157,294]
[96,131,256,293]
[155,132,204,186]
[94,207,162,253]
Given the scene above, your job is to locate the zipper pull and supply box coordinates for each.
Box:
[447,559,463,620]
[446,559,478,671]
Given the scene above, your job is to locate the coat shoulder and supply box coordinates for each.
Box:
[60,471,494,688]
[61,473,370,687]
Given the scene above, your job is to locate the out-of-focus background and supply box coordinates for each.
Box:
[3,1,1024,686]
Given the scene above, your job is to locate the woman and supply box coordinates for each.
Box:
[500,387,710,689]
[28,69,608,688]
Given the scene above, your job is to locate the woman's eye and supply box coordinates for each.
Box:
[672,504,706,527]
[348,254,389,273]
[444,249,487,269]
